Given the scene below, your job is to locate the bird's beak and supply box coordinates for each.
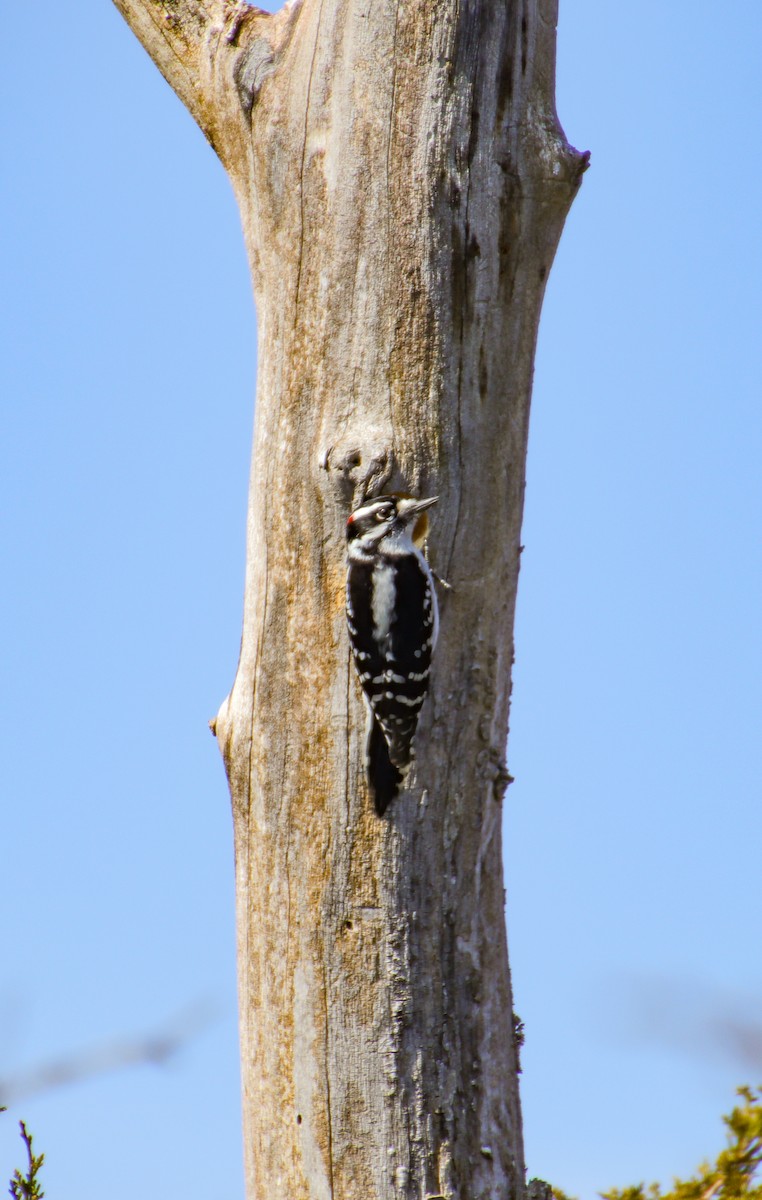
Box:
[396,495,438,521]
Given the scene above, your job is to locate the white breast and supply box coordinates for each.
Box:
[371,561,396,644]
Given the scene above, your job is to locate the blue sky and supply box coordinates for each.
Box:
[2,1,760,1197]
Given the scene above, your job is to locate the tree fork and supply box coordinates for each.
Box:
[114,0,587,1195]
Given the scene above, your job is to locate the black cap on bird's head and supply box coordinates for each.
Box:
[346,494,438,543]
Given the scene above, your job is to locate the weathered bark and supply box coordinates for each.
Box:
[114,0,586,1196]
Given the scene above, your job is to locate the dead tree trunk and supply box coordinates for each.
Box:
[114,0,586,1195]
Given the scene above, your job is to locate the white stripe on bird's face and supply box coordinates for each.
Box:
[352,500,394,523]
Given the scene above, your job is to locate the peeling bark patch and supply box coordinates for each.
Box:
[466,106,480,172]
[466,231,481,262]
[478,343,488,400]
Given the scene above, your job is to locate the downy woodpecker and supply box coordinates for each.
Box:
[345,494,439,813]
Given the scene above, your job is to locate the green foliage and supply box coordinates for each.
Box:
[1,1084,758,1200]
[552,1086,762,1200]
[1,1111,45,1200]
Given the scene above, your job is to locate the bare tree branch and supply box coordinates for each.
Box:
[0,1003,214,1107]
[111,0,258,147]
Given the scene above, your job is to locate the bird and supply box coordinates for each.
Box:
[345,493,439,813]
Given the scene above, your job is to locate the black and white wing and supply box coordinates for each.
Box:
[346,548,437,811]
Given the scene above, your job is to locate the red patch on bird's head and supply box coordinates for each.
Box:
[346,513,355,526]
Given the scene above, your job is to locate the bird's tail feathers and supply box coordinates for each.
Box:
[384,722,416,771]
[366,716,407,815]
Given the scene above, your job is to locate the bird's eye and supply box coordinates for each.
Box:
[376,507,391,522]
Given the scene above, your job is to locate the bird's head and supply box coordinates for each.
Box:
[346,494,438,546]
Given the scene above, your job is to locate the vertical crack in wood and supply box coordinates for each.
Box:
[343,650,353,831]
[321,953,336,1198]
[283,734,293,955]
[293,0,325,326]
[385,0,400,263]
